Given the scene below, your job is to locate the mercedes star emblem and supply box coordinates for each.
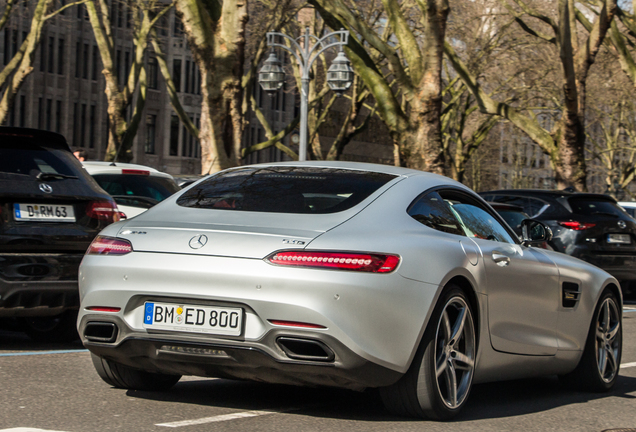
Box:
[189,234,208,249]
[618,220,627,229]
[39,183,53,194]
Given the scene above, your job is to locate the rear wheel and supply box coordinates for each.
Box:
[91,353,181,391]
[380,286,476,419]
[22,310,79,343]
[560,289,622,391]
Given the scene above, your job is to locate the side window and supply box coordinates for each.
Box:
[408,192,465,236]
[526,198,548,217]
[440,192,516,244]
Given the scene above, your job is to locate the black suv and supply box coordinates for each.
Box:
[481,189,636,297]
[0,128,120,341]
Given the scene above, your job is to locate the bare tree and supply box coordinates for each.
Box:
[0,0,85,123]
[446,0,618,191]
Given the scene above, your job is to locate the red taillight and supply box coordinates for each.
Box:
[268,320,326,329]
[122,169,150,175]
[87,306,121,312]
[86,200,121,222]
[267,251,400,273]
[558,221,596,230]
[86,235,132,255]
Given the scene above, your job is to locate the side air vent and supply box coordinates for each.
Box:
[562,282,581,308]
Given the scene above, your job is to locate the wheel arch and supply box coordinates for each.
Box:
[602,281,623,310]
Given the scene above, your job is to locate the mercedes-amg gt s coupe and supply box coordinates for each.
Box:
[77,162,622,420]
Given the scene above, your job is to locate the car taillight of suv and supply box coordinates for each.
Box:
[86,200,121,223]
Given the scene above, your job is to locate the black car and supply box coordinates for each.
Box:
[481,189,636,297]
[0,127,120,341]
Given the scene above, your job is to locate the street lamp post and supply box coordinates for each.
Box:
[258,27,354,161]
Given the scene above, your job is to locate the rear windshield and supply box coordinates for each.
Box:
[0,136,80,178]
[176,167,397,214]
[93,174,180,208]
[569,198,626,218]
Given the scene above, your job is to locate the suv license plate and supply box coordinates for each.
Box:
[14,203,76,222]
[143,302,242,336]
[607,233,631,244]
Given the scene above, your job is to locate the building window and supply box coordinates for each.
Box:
[57,38,64,74]
[40,34,46,72]
[123,51,130,83]
[173,13,183,36]
[181,124,187,156]
[184,60,190,94]
[80,103,87,147]
[75,42,81,78]
[172,59,181,92]
[55,100,62,133]
[73,103,79,145]
[145,114,156,154]
[169,115,179,155]
[47,37,54,73]
[3,28,10,65]
[92,45,98,80]
[116,49,122,84]
[148,57,158,89]
[83,44,89,79]
[19,95,26,127]
[117,1,123,27]
[38,97,43,129]
[89,105,96,148]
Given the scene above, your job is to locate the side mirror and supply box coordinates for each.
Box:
[520,219,552,246]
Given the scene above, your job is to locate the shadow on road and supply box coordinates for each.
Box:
[0,323,83,352]
[124,372,636,422]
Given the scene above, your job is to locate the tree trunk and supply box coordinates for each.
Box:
[176,0,248,174]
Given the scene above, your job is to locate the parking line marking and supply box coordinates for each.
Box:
[0,350,88,357]
[621,362,636,369]
[155,410,281,427]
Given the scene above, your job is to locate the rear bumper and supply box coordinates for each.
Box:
[79,314,402,391]
[0,253,82,316]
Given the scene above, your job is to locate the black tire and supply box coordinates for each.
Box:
[560,288,622,392]
[380,285,476,420]
[91,353,181,391]
[22,310,79,343]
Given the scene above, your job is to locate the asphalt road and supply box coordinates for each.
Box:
[1,305,636,432]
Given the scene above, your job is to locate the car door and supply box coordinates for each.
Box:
[439,189,560,356]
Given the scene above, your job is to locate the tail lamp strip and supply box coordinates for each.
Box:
[267,251,400,273]
[558,221,596,230]
[87,236,132,255]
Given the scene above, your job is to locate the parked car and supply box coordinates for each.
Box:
[0,127,120,342]
[488,202,549,248]
[481,189,636,296]
[173,174,205,189]
[82,162,180,218]
[618,201,636,218]
[79,162,622,420]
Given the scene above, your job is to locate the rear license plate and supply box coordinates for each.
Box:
[14,203,76,222]
[143,302,242,336]
[607,233,631,244]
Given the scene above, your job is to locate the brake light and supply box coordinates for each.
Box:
[122,169,150,175]
[558,221,596,230]
[267,251,400,273]
[86,200,120,222]
[86,235,132,255]
[87,306,121,312]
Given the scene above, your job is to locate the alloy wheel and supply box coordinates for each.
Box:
[434,296,476,409]
[595,297,621,383]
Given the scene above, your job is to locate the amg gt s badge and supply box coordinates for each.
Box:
[282,239,306,245]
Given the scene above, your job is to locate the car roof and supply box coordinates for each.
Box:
[0,127,71,151]
[82,161,174,179]
[481,189,617,203]
[228,161,457,180]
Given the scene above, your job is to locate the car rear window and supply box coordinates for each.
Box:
[568,198,626,217]
[93,174,180,208]
[0,136,80,178]
[176,167,397,214]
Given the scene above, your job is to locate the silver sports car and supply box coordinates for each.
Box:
[78,162,623,420]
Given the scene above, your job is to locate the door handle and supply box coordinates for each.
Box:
[492,252,511,267]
